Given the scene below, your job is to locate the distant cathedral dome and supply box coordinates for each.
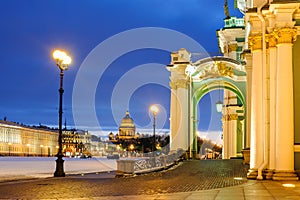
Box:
[119,111,136,138]
[120,111,135,129]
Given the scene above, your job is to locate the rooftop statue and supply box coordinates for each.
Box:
[224,0,231,19]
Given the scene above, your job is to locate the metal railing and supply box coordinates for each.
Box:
[116,148,185,176]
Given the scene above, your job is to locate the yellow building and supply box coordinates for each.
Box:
[62,129,92,157]
[0,120,58,156]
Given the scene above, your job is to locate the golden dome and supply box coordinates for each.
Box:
[119,111,135,128]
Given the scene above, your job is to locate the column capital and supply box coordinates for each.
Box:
[170,79,188,90]
[228,43,238,53]
[248,34,262,51]
[242,49,252,70]
[169,81,177,90]
[274,27,297,44]
[266,33,277,48]
[222,114,238,121]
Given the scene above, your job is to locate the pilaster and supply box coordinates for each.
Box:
[168,62,190,151]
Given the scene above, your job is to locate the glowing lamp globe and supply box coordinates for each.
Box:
[216,101,223,113]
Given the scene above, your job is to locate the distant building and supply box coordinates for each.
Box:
[109,111,139,141]
[62,129,92,157]
[90,136,115,157]
[0,120,58,156]
[119,111,137,139]
[0,119,95,157]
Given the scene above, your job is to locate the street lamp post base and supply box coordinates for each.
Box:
[54,157,65,177]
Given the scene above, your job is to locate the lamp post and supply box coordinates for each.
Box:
[53,49,71,177]
[150,105,159,153]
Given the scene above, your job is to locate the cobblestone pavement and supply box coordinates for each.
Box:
[0,159,249,199]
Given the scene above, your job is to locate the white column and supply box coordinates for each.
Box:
[176,87,189,150]
[268,36,277,171]
[273,28,298,180]
[247,34,264,179]
[169,77,189,151]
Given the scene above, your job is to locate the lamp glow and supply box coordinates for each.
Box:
[52,49,71,69]
[62,55,72,65]
[150,105,159,115]
[282,183,295,188]
[53,50,63,60]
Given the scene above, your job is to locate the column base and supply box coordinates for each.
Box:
[272,170,298,181]
[247,168,258,179]
[264,169,274,180]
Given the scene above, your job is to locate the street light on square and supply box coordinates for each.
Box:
[150,105,159,153]
[52,49,71,177]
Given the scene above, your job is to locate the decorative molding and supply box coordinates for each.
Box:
[169,81,177,90]
[248,34,262,50]
[169,79,188,90]
[177,79,188,89]
[274,27,297,44]
[194,61,236,80]
[223,46,228,54]
[215,61,234,77]
[266,33,277,48]
[228,43,238,52]
[222,114,238,121]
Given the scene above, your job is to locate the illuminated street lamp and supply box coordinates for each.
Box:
[216,81,223,113]
[52,49,71,177]
[150,105,159,152]
[216,100,223,113]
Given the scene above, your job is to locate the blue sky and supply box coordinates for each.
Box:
[0,0,242,136]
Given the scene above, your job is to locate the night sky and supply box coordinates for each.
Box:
[0,0,242,138]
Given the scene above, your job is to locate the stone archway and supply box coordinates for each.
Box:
[167,49,247,160]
